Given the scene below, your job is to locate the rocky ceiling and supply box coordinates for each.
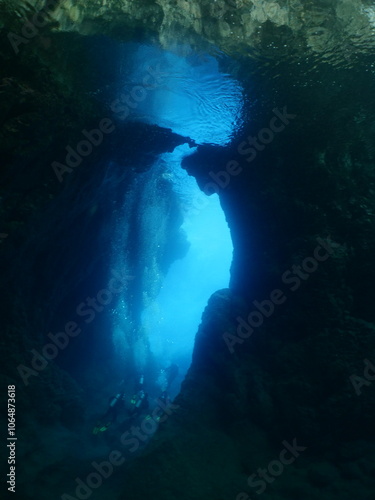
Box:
[3,0,375,65]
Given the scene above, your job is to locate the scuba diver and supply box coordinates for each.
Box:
[135,373,144,392]
[159,390,170,407]
[93,392,126,434]
[128,372,150,418]
[130,389,149,419]
[153,390,171,423]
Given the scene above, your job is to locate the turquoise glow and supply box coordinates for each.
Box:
[113,44,242,374]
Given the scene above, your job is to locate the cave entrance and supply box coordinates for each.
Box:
[141,143,233,392]
[110,43,243,394]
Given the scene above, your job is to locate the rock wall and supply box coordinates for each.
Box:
[119,289,375,500]
[3,0,375,64]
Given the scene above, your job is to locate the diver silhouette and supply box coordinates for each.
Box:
[130,389,149,418]
[93,392,126,434]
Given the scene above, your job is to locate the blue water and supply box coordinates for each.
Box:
[115,43,244,145]
[111,43,243,379]
[142,144,233,367]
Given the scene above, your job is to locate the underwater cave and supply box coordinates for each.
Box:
[1,1,375,499]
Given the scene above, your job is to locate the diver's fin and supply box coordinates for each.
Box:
[99,422,111,432]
